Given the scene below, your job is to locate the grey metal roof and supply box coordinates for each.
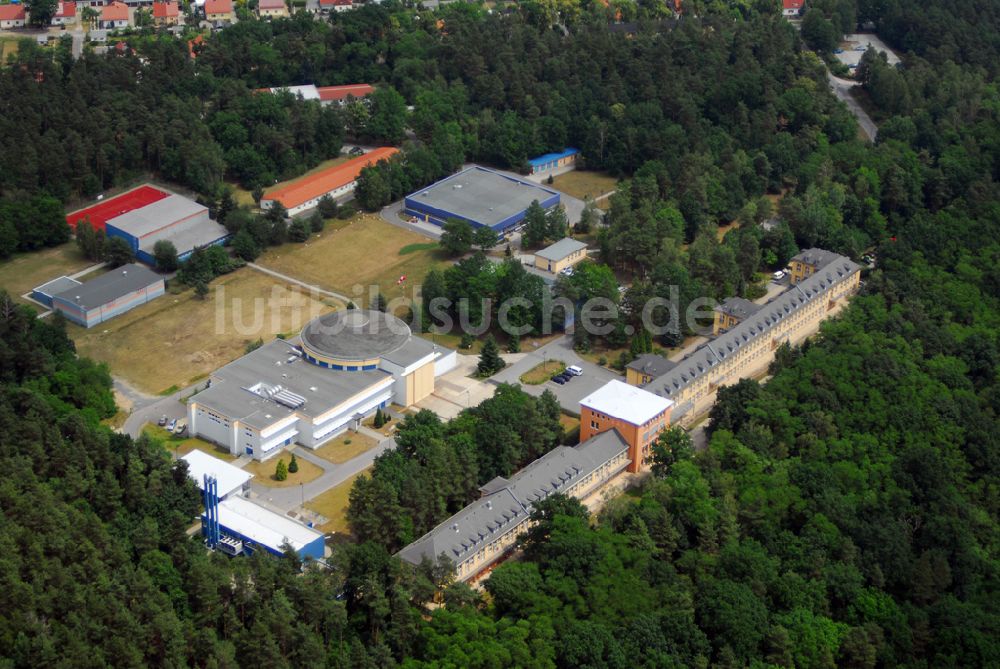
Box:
[33,275,82,298]
[791,248,841,271]
[408,167,559,228]
[714,296,762,320]
[626,353,677,377]
[301,310,413,362]
[642,253,860,415]
[52,264,161,310]
[397,430,629,568]
[139,217,229,256]
[380,334,438,368]
[106,194,208,239]
[193,339,390,430]
[535,237,587,262]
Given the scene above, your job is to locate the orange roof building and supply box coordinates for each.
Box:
[99,1,129,27]
[204,0,234,21]
[317,84,374,104]
[152,1,179,23]
[260,147,399,215]
[0,4,26,27]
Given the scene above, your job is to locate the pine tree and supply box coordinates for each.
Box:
[507,332,520,353]
[274,459,288,481]
[288,454,299,474]
[477,334,505,376]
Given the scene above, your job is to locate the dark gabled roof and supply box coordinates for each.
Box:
[397,430,630,568]
[714,296,762,320]
[626,353,677,378]
[791,248,841,271]
[53,264,161,310]
[643,252,860,406]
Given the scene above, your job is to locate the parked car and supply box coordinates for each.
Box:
[167,419,177,432]
[176,424,188,437]
[833,48,844,54]
[348,146,365,156]
[552,376,567,385]
[773,270,785,280]
[174,421,186,435]
[560,267,574,276]
[158,415,168,426]
[566,365,583,377]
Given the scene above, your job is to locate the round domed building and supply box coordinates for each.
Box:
[187,310,456,461]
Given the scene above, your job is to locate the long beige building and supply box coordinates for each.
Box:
[397,430,631,581]
[636,249,861,424]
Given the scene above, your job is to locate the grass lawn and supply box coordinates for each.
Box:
[305,470,367,535]
[1,38,20,62]
[142,424,238,462]
[550,171,619,202]
[0,243,95,305]
[559,412,580,443]
[519,359,566,385]
[227,182,256,208]
[70,268,338,394]
[243,450,324,487]
[257,214,449,307]
[313,432,378,465]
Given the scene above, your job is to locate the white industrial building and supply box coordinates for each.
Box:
[188,310,456,460]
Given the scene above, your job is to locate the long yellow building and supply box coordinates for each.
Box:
[636,249,861,424]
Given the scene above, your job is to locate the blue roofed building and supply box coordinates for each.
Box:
[528,148,579,176]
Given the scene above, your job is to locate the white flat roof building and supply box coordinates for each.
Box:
[217,496,325,558]
[182,450,253,499]
[579,379,674,426]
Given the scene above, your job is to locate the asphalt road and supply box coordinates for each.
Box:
[250,429,396,512]
[827,71,878,142]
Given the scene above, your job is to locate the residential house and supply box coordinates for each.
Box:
[319,0,352,11]
[152,0,179,24]
[204,0,234,24]
[99,1,130,28]
[782,0,804,17]
[0,4,26,28]
[51,1,76,26]
[257,0,287,18]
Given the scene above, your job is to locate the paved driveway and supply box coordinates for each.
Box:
[490,334,623,413]
[827,72,878,141]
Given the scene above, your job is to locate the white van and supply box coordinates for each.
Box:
[566,365,583,377]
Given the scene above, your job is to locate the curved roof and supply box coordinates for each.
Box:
[300,310,414,362]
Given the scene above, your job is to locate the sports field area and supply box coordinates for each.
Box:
[257,214,449,306]
[70,268,338,395]
[65,185,168,231]
[0,243,96,305]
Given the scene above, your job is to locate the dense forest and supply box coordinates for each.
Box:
[0,0,998,665]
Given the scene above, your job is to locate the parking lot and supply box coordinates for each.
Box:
[490,334,623,413]
[834,33,901,69]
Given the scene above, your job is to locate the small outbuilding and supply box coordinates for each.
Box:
[534,237,587,274]
[528,148,579,177]
[31,276,82,309]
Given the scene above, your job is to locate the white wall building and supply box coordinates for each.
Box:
[189,311,456,460]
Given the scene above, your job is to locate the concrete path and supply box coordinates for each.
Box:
[379,201,444,239]
[827,71,878,142]
[250,435,397,512]
[245,262,351,303]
